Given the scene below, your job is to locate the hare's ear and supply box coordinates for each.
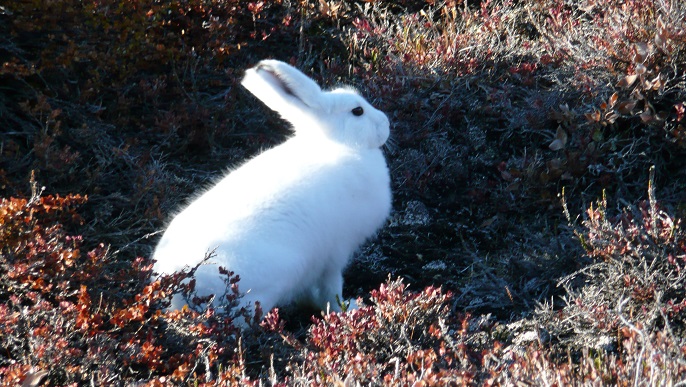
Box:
[241,60,325,119]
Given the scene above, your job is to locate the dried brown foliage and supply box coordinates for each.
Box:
[0,189,254,385]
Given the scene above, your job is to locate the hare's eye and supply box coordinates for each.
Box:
[351,107,364,116]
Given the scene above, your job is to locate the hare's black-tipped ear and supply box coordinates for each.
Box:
[241,60,324,118]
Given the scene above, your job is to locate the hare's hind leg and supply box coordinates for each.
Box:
[238,288,281,317]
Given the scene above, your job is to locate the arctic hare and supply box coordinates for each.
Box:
[152,59,392,323]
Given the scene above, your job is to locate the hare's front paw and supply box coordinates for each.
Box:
[328,296,357,313]
[341,297,358,312]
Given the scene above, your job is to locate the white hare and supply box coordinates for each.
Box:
[152,59,392,323]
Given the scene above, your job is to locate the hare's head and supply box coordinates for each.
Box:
[241,60,390,149]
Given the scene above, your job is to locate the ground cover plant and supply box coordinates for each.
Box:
[1,0,686,385]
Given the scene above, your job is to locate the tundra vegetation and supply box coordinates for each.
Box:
[1,0,685,385]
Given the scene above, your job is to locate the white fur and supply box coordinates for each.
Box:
[152,60,391,322]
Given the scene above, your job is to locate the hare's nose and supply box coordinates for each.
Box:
[378,113,390,130]
[377,118,390,147]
